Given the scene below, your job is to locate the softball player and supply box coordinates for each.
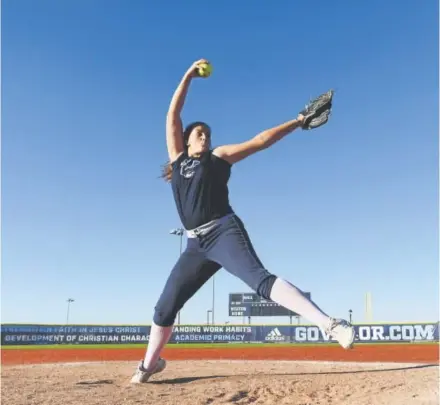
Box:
[131,59,355,383]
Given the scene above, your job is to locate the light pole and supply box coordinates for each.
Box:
[170,228,184,324]
[170,228,184,255]
[212,275,215,325]
[349,309,353,324]
[66,298,74,324]
[207,309,212,325]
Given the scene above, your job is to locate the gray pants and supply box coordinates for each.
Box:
[153,214,277,326]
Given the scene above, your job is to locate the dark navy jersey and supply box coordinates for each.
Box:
[171,150,234,230]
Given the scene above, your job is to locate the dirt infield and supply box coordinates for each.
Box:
[2,360,439,405]
[2,343,439,365]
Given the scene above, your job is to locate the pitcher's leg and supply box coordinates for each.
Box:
[269,278,330,329]
[206,215,277,298]
[147,254,220,367]
[270,278,354,348]
[207,215,354,349]
[132,248,221,383]
[152,252,221,327]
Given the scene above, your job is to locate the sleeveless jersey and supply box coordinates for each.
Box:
[171,150,234,230]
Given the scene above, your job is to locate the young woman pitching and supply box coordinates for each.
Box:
[131,59,354,383]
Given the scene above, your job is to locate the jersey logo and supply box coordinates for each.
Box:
[180,158,201,179]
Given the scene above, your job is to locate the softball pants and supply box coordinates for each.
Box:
[153,214,277,326]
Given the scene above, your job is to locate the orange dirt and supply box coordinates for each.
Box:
[3,360,439,405]
[2,344,438,366]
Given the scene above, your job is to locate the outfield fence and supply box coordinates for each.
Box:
[1,322,438,346]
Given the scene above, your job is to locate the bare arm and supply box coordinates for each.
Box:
[213,115,305,164]
[166,74,191,163]
[166,59,209,163]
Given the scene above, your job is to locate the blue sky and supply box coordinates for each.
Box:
[1,0,438,326]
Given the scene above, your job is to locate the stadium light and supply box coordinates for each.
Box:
[170,228,184,324]
[212,274,216,325]
[66,298,75,325]
[169,228,184,254]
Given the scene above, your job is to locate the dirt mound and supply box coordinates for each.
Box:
[2,360,438,405]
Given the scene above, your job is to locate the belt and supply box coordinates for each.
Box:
[186,214,234,238]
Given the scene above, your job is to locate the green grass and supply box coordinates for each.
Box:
[2,343,315,350]
[2,341,437,350]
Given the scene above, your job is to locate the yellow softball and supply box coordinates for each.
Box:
[198,62,213,78]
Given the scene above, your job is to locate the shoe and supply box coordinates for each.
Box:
[130,357,167,383]
[325,318,355,349]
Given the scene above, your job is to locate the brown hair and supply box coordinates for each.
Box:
[160,121,211,182]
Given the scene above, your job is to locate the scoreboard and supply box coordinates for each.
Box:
[228,292,311,317]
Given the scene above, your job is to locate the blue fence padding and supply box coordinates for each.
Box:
[1,323,438,346]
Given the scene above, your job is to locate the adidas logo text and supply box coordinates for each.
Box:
[265,328,285,341]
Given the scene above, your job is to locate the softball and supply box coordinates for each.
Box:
[198,62,212,78]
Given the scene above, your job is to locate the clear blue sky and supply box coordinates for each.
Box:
[1,0,438,326]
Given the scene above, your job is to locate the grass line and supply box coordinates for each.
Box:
[2,342,437,350]
[2,343,316,350]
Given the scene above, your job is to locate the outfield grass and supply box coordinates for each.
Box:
[2,341,437,350]
[2,343,320,350]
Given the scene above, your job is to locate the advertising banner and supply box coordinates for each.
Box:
[1,323,438,346]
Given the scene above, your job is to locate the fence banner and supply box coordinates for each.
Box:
[1,323,438,346]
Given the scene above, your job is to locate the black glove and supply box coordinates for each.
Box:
[299,90,334,130]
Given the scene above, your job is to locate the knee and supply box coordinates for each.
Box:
[153,303,177,327]
[256,275,277,299]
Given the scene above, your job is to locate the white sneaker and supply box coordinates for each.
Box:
[325,318,355,349]
[130,358,167,383]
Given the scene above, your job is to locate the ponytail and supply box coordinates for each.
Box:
[159,121,211,183]
[160,161,173,182]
